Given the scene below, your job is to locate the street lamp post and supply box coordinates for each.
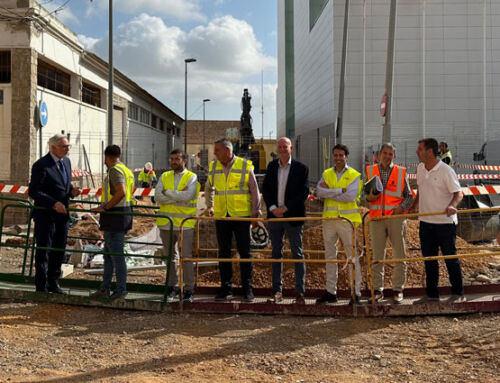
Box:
[107,0,113,146]
[202,98,211,150]
[184,58,197,154]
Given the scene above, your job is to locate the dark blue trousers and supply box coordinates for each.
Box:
[34,217,69,291]
[419,221,464,297]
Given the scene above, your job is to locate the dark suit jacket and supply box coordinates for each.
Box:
[28,153,73,221]
[263,158,309,225]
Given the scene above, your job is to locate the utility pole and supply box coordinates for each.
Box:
[382,0,397,144]
[335,0,350,146]
[107,0,114,146]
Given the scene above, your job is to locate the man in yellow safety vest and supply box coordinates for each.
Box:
[155,149,200,303]
[316,144,363,305]
[205,138,261,302]
[91,145,135,300]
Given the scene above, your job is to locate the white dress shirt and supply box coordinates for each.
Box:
[270,156,292,211]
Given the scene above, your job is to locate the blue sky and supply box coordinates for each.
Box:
[47,0,278,138]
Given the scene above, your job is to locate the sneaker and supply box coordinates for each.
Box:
[243,287,255,302]
[109,291,128,300]
[183,290,194,303]
[267,291,283,304]
[90,289,110,298]
[167,287,180,301]
[374,290,384,302]
[214,289,233,301]
[349,295,362,305]
[294,293,306,305]
[447,295,466,303]
[316,291,338,304]
[393,291,404,304]
[413,295,440,305]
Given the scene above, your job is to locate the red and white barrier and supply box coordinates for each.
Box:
[456,164,500,171]
[71,169,90,177]
[408,174,500,180]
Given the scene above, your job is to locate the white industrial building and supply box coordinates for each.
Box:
[277,0,500,181]
[0,0,183,187]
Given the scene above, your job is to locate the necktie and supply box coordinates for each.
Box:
[58,160,67,185]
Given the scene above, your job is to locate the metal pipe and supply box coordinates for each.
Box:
[382,0,397,144]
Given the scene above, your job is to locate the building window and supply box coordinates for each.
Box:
[160,119,166,132]
[176,128,181,137]
[309,0,329,31]
[0,51,11,83]
[140,108,150,125]
[37,60,71,96]
[151,114,158,129]
[128,103,139,120]
[82,82,101,107]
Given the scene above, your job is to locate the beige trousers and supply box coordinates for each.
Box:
[323,220,361,295]
[369,218,407,292]
[160,228,195,292]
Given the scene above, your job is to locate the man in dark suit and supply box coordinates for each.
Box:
[28,134,80,293]
[263,137,309,304]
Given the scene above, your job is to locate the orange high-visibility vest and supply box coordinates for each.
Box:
[366,164,409,218]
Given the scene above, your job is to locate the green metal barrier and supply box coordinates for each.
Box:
[0,197,174,304]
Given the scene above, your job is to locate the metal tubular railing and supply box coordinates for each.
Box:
[364,206,500,304]
[178,215,358,310]
[0,197,175,303]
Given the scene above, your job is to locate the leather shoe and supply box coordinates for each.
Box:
[393,291,404,304]
[48,287,66,295]
[294,293,306,305]
[243,287,255,302]
[315,291,338,304]
[267,291,283,304]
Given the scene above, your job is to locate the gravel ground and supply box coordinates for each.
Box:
[0,301,498,383]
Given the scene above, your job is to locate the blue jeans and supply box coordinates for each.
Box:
[101,231,127,294]
[269,222,305,294]
[419,222,463,297]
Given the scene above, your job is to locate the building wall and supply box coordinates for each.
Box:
[278,0,500,181]
[0,0,183,187]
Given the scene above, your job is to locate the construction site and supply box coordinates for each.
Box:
[1,0,500,382]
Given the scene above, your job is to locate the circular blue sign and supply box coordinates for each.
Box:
[39,101,48,127]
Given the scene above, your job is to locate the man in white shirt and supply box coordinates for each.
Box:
[411,138,465,304]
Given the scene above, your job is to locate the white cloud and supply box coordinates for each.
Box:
[78,35,99,50]
[87,0,206,22]
[81,13,277,133]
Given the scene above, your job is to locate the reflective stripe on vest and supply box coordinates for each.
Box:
[208,157,253,218]
[322,167,362,226]
[156,170,200,229]
[101,163,135,207]
[366,164,406,218]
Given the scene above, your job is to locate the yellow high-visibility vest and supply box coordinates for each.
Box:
[322,167,362,226]
[101,162,135,207]
[156,170,200,229]
[208,157,253,218]
[138,170,156,183]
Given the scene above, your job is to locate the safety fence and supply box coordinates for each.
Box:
[363,208,500,304]
[1,195,500,308]
[0,196,175,303]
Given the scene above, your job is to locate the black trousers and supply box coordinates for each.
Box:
[419,221,464,297]
[215,218,252,291]
[34,216,69,291]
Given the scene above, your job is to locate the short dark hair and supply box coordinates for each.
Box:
[170,148,188,161]
[104,145,121,158]
[332,144,349,156]
[419,138,439,156]
[440,141,448,149]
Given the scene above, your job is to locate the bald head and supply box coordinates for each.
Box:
[277,137,293,165]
